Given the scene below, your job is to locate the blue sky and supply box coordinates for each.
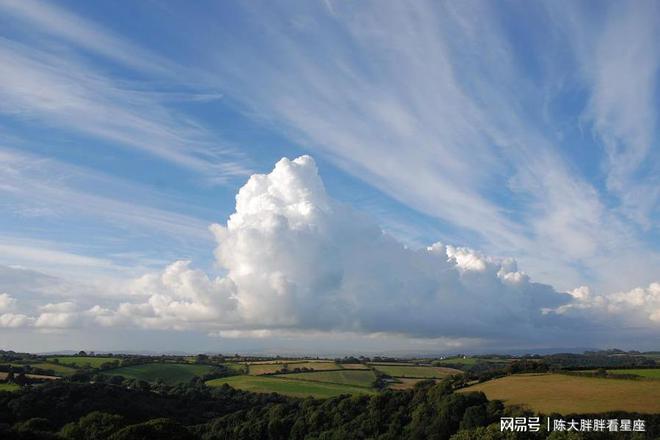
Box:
[0,0,658,354]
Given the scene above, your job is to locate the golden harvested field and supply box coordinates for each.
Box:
[460,373,660,414]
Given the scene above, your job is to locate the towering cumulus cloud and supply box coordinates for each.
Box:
[203,156,569,341]
[47,156,659,345]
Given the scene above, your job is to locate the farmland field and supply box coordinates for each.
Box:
[460,373,660,414]
[371,364,462,378]
[611,368,660,378]
[339,363,369,369]
[434,357,479,366]
[222,363,247,374]
[103,363,215,384]
[366,362,415,366]
[277,369,376,387]
[388,378,437,390]
[206,375,376,398]
[31,362,78,376]
[0,383,20,392]
[245,359,333,365]
[248,361,337,375]
[47,356,117,368]
[289,362,338,370]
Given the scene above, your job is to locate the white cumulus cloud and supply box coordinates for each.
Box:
[92,156,579,345]
[5,156,657,347]
[549,283,660,326]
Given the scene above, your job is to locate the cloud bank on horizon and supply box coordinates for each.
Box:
[1,156,658,349]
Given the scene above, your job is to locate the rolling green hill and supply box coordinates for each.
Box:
[103,363,215,384]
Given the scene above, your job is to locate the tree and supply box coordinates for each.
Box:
[59,411,125,440]
[14,372,27,386]
[108,418,195,440]
[460,405,487,430]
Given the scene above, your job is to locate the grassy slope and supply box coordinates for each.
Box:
[460,373,660,414]
[371,364,461,378]
[103,363,214,384]
[206,375,375,398]
[277,370,376,387]
[47,356,116,368]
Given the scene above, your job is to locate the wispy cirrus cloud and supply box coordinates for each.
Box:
[0,0,250,181]
[181,0,660,291]
[561,0,660,229]
[0,0,173,74]
[0,147,222,287]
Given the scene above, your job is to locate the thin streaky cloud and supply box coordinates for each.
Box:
[0,0,173,75]
[0,147,214,243]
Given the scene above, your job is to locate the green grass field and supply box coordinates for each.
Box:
[206,375,376,398]
[460,373,660,414]
[277,370,376,387]
[0,383,20,392]
[222,363,247,374]
[103,363,214,384]
[371,364,462,378]
[47,356,117,368]
[611,368,660,378]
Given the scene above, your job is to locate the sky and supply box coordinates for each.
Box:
[0,0,658,355]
